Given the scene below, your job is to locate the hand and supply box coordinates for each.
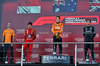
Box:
[11,44,13,47]
[2,44,4,47]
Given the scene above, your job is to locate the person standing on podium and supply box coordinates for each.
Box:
[52,16,63,55]
[83,19,96,63]
[2,23,15,64]
[23,22,36,62]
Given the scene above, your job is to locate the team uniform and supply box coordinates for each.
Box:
[83,26,96,61]
[52,22,63,55]
[24,29,36,62]
[2,29,15,63]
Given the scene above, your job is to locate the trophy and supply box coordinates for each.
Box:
[55,33,60,39]
[56,35,60,39]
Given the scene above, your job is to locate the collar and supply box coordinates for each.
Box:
[56,22,60,24]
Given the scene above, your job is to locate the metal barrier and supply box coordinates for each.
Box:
[0,42,99,66]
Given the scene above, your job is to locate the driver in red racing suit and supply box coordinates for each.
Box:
[23,22,36,62]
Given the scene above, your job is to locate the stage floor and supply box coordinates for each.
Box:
[0,63,99,66]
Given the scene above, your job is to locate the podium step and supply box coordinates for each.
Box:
[40,55,73,64]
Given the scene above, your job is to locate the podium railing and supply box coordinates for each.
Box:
[0,42,99,66]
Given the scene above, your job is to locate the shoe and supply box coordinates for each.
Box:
[53,52,56,55]
[92,60,95,63]
[23,55,25,62]
[5,61,8,64]
[23,55,27,62]
[86,59,89,62]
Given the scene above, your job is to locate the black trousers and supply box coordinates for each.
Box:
[0,45,3,62]
[3,44,13,63]
[84,42,95,60]
[53,36,62,54]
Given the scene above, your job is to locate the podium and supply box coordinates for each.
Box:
[40,55,73,64]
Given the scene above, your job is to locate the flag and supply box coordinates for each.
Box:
[17,0,41,14]
[89,0,100,12]
[53,0,77,13]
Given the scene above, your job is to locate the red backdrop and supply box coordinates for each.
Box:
[1,0,100,63]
